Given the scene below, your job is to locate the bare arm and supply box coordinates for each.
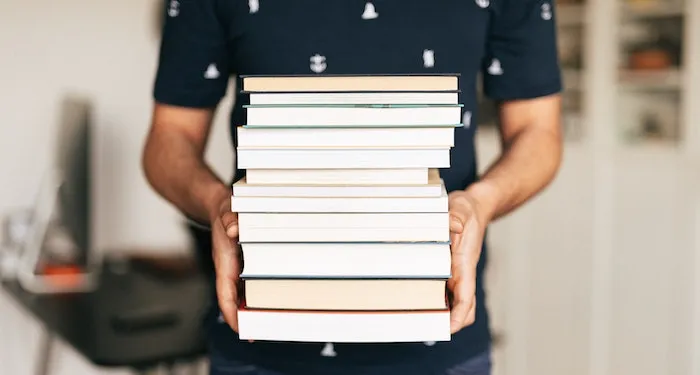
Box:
[142,103,230,224]
[468,94,563,223]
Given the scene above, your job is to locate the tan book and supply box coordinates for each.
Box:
[241,74,459,93]
[244,279,448,311]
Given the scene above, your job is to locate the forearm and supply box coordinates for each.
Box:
[467,126,562,223]
[142,127,229,224]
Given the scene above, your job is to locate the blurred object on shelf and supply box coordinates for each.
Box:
[618,90,680,144]
[619,69,681,90]
[556,0,587,27]
[619,8,683,70]
[558,27,584,69]
[622,0,684,18]
[562,91,584,141]
[629,49,672,70]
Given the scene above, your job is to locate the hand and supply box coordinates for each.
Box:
[446,190,488,334]
[210,194,242,332]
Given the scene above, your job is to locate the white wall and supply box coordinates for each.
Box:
[0,0,229,373]
[0,0,235,254]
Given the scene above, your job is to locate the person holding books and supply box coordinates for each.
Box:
[142,1,564,374]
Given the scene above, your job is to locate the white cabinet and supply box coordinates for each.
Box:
[478,0,700,374]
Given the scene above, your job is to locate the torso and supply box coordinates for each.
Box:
[212,0,494,372]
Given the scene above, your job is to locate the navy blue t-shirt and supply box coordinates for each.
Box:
[153,0,561,373]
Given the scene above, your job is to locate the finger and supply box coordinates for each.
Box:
[450,293,470,333]
[213,227,241,332]
[464,295,477,327]
[449,215,464,234]
[448,196,471,234]
[221,211,239,238]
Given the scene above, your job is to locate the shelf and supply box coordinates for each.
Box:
[618,69,683,90]
[621,1,685,20]
[557,4,587,26]
[563,69,584,91]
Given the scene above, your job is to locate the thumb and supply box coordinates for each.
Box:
[221,211,239,238]
[449,214,464,233]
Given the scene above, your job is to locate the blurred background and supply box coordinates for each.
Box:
[1,0,699,374]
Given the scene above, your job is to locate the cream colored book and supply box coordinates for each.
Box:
[232,169,442,198]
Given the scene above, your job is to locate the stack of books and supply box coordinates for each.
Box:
[233,74,461,343]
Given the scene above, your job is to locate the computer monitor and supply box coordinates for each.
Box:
[17,94,99,293]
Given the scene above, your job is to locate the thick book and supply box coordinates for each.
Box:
[237,212,450,243]
[236,147,451,169]
[238,308,451,343]
[241,74,459,93]
[232,169,442,198]
[249,91,459,105]
[239,242,451,278]
[244,169,430,185]
[244,104,462,127]
[236,126,456,148]
[244,279,448,311]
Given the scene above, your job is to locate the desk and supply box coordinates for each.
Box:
[2,255,211,374]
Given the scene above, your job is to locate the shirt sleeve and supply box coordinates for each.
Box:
[153,0,231,108]
[481,0,563,100]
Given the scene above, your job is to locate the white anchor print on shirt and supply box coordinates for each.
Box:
[168,0,179,17]
[204,63,220,79]
[362,2,378,19]
[487,58,503,76]
[423,49,435,68]
[310,54,327,73]
[541,2,552,20]
[249,0,259,14]
[320,342,337,357]
[475,0,490,9]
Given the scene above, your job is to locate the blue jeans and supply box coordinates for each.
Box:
[209,349,492,375]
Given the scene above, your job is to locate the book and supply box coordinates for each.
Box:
[230,185,447,213]
[239,242,451,278]
[233,169,442,198]
[241,74,459,93]
[237,212,450,243]
[237,308,451,343]
[244,279,448,311]
[236,147,451,169]
[249,91,459,105]
[244,168,430,185]
[244,104,462,127]
[236,126,455,148]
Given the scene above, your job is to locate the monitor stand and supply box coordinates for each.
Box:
[17,170,99,294]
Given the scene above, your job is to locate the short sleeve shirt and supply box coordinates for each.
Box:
[153,0,561,373]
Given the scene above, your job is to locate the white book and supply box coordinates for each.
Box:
[236,126,455,148]
[237,309,451,343]
[231,185,447,213]
[237,148,451,169]
[249,92,459,105]
[244,169,429,185]
[237,212,449,243]
[240,242,451,278]
[232,170,442,198]
[238,212,448,228]
[238,226,449,243]
[245,105,462,127]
